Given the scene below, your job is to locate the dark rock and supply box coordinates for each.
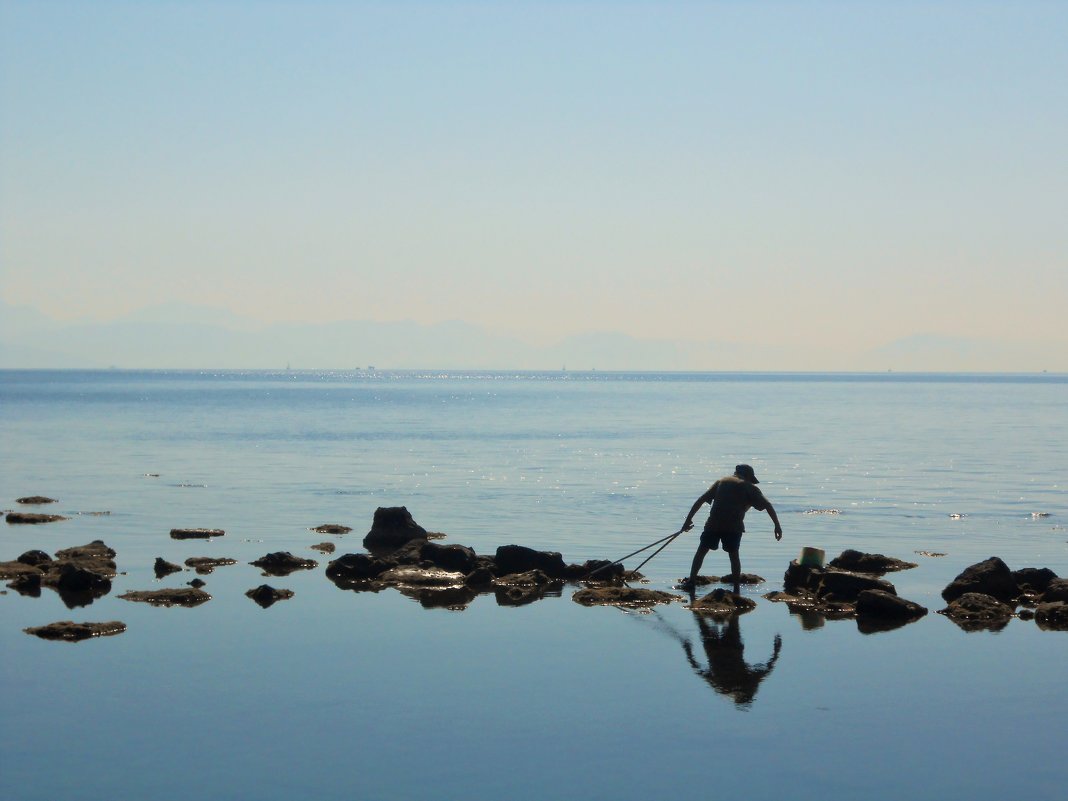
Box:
[689,588,757,618]
[54,563,111,596]
[154,557,183,578]
[572,586,681,609]
[326,553,392,583]
[939,592,1014,631]
[378,566,465,587]
[170,528,224,539]
[246,585,295,608]
[717,573,766,585]
[17,550,53,566]
[9,571,42,596]
[250,552,318,576]
[16,496,57,505]
[54,541,117,576]
[568,560,625,581]
[495,544,567,578]
[362,506,428,551]
[495,583,562,607]
[817,570,897,602]
[188,578,206,588]
[399,585,479,611]
[464,566,496,588]
[24,621,126,641]
[494,569,556,588]
[310,542,336,554]
[828,549,918,574]
[1018,608,1036,621]
[184,557,237,575]
[119,588,211,607]
[419,541,478,574]
[310,523,352,534]
[941,557,1019,604]
[855,589,928,623]
[1034,601,1068,631]
[6,512,68,524]
[1039,578,1068,604]
[1012,567,1058,594]
[763,590,856,620]
[0,560,44,580]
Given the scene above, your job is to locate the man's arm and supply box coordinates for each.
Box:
[682,487,716,531]
[766,503,783,541]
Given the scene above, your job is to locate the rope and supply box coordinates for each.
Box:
[583,528,685,581]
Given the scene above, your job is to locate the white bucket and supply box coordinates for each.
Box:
[798,546,825,568]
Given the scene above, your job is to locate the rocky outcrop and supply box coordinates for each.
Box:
[941,557,1019,604]
[184,557,237,575]
[494,545,567,578]
[119,588,211,607]
[169,528,225,540]
[362,507,427,551]
[828,549,918,575]
[16,496,57,505]
[310,523,352,534]
[6,512,68,524]
[689,588,757,618]
[250,552,318,576]
[572,586,681,609]
[154,557,183,578]
[3,541,117,607]
[783,560,897,603]
[24,620,126,641]
[939,592,1014,631]
[246,585,294,608]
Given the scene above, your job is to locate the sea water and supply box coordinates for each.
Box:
[1,370,1065,800]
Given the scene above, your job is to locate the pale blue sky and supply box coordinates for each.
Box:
[2,1,1066,363]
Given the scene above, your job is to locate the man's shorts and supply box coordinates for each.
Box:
[700,525,742,552]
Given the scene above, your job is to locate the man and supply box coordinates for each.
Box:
[680,464,782,595]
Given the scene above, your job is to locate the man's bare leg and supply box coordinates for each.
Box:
[686,544,711,592]
[727,548,742,595]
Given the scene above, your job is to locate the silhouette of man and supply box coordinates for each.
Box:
[680,464,782,594]
[681,613,782,708]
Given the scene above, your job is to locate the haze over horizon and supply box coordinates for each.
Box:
[2,2,1066,370]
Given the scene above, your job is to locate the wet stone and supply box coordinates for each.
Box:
[494,569,555,588]
[939,592,1014,632]
[1012,568,1058,594]
[378,566,466,587]
[184,557,237,575]
[154,557,183,578]
[362,506,428,551]
[1039,578,1068,604]
[170,528,225,540]
[250,552,318,576]
[24,620,126,641]
[310,542,336,554]
[119,588,212,607]
[6,512,68,524]
[941,557,1019,604]
[188,578,207,588]
[572,586,682,609]
[1034,601,1068,631]
[828,549,918,575]
[310,523,352,535]
[16,496,57,505]
[688,588,757,619]
[246,585,294,608]
[855,589,928,629]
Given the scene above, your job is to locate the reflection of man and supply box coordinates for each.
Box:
[681,614,782,708]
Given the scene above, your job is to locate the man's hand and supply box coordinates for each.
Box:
[774,525,783,541]
[683,520,694,532]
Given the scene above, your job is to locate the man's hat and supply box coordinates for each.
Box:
[735,464,759,484]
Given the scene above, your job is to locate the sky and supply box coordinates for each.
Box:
[1,1,1066,367]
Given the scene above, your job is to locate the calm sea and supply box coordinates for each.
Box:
[2,370,1066,800]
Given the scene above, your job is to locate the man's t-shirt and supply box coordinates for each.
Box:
[704,475,769,534]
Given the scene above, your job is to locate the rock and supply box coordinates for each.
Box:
[16,496,57,505]
[362,507,428,551]
[170,528,224,539]
[154,557,183,578]
[939,592,1014,631]
[1034,601,1068,631]
[54,541,117,576]
[495,584,562,607]
[418,541,478,574]
[1013,568,1058,594]
[763,590,856,620]
[184,557,237,575]
[24,621,126,641]
[0,559,45,580]
[816,570,897,602]
[916,551,947,558]
[717,573,766,585]
[310,523,352,534]
[1039,578,1068,604]
[828,549,918,574]
[494,569,554,587]
[572,586,682,609]
[250,552,318,576]
[494,544,567,578]
[941,557,1019,604]
[119,588,211,607]
[188,578,207,588]
[326,553,393,584]
[6,512,68,524]
[310,542,336,554]
[377,566,466,587]
[464,566,496,588]
[54,563,111,596]
[17,550,53,567]
[689,588,757,618]
[246,585,295,608]
[855,589,928,622]
[567,560,625,581]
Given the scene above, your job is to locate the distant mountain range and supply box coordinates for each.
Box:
[0,301,1063,372]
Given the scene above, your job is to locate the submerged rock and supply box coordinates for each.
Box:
[24,620,126,641]
[250,552,318,576]
[246,585,295,608]
[689,588,757,619]
[184,557,237,575]
[1034,601,1068,631]
[16,496,57,505]
[310,523,352,534]
[362,506,428,551]
[119,588,211,607]
[828,549,918,575]
[572,586,681,609]
[939,592,1014,631]
[170,528,225,540]
[941,557,1019,604]
[154,557,183,578]
[6,512,68,524]
[310,542,336,554]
